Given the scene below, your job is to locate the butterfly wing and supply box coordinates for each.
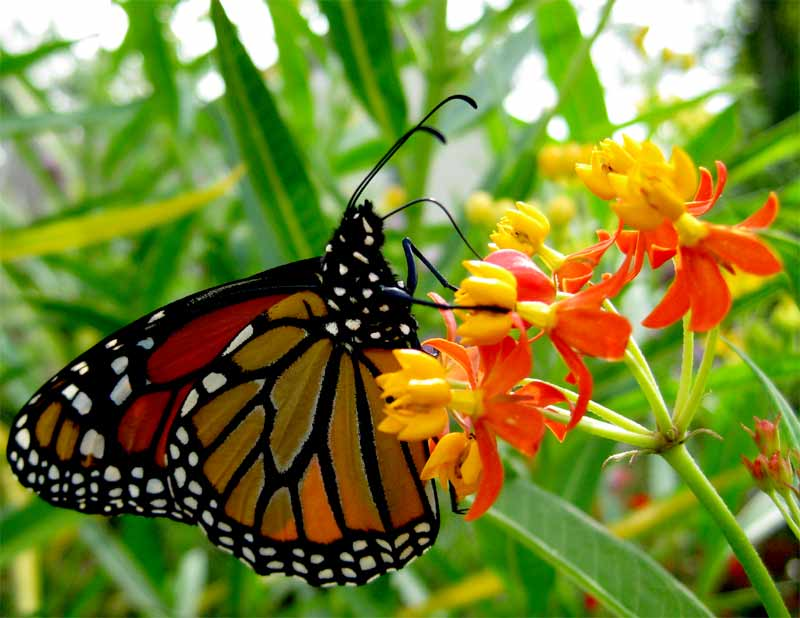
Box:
[168,290,438,586]
[6,259,321,521]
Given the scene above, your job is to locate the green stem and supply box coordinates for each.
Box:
[624,338,674,434]
[540,406,659,449]
[673,327,719,435]
[769,491,800,541]
[673,314,694,416]
[528,379,652,435]
[663,445,789,618]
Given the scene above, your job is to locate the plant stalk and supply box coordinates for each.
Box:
[662,444,789,618]
[673,327,719,435]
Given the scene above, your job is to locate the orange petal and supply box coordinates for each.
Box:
[687,161,726,215]
[642,258,690,329]
[485,401,546,456]
[482,333,532,397]
[424,338,477,388]
[554,308,631,359]
[465,425,504,521]
[550,335,592,429]
[737,192,779,230]
[703,226,782,275]
[485,249,556,303]
[684,248,731,331]
[428,292,458,341]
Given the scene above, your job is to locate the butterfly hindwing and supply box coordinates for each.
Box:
[167,292,438,585]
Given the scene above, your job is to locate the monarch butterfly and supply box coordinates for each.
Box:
[6,95,477,587]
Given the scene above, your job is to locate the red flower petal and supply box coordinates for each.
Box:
[482,333,532,397]
[550,335,592,429]
[428,291,458,341]
[465,425,504,520]
[644,222,679,269]
[737,192,779,230]
[485,249,555,303]
[688,162,726,215]
[642,259,691,329]
[703,226,782,276]
[684,247,731,331]
[424,338,477,388]
[554,308,631,359]
[556,227,620,293]
[485,400,546,456]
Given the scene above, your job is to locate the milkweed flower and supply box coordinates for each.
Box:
[489,200,551,256]
[575,135,697,229]
[642,163,782,331]
[376,349,450,440]
[425,332,568,519]
[420,431,482,501]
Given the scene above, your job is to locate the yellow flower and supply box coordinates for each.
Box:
[576,136,698,230]
[455,261,517,345]
[489,201,550,256]
[380,184,408,213]
[376,349,451,441]
[421,432,482,500]
[538,143,593,179]
[547,195,576,226]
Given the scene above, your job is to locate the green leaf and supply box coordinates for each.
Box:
[0,101,143,138]
[721,335,800,453]
[173,549,208,618]
[535,0,608,140]
[267,0,314,135]
[728,130,800,186]
[211,1,327,260]
[79,522,167,617]
[320,0,407,136]
[0,39,75,76]
[486,479,713,617]
[0,500,82,567]
[0,166,244,261]
[123,2,180,126]
[441,20,538,135]
[686,104,741,169]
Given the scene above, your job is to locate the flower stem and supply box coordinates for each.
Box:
[624,339,674,435]
[673,314,694,415]
[541,406,659,449]
[673,327,719,435]
[529,379,652,435]
[662,444,789,618]
[769,491,800,542]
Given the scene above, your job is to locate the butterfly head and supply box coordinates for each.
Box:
[320,200,417,348]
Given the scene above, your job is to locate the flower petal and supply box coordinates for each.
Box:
[465,425,504,521]
[703,226,782,276]
[485,250,556,303]
[428,291,458,341]
[424,338,477,388]
[481,332,532,397]
[737,192,779,230]
[553,308,631,359]
[486,401,546,456]
[550,335,592,429]
[642,260,691,329]
[684,247,731,331]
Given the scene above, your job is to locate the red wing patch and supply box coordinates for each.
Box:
[118,391,173,453]
[147,296,288,384]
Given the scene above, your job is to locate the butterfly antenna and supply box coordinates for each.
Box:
[382,197,482,260]
[348,94,478,210]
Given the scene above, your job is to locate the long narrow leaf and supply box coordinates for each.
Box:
[0,501,82,567]
[0,39,75,76]
[211,0,326,260]
[486,479,713,617]
[0,165,244,261]
[321,0,407,136]
[78,522,167,617]
[722,335,800,453]
[0,101,143,138]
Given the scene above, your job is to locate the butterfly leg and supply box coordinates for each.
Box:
[401,237,458,295]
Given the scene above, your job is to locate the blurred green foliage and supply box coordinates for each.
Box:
[1,0,798,616]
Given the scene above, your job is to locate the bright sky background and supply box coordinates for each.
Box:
[3,0,740,142]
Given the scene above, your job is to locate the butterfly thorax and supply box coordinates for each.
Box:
[319,201,417,349]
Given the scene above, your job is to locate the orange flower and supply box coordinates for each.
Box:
[425,332,567,520]
[512,251,633,429]
[553,226,620,293]
[642,163,782,331]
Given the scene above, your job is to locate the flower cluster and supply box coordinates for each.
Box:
[376,135,783,520]
[741,415,798,497]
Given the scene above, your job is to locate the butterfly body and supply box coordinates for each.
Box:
[7,200,438,587]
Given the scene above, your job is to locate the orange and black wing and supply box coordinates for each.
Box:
[6,260,320,521]
[168,291,438,586]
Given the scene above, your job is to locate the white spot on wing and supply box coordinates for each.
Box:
[62,384,78,400]
[202,372,227,393]
[15,429,30,449]
[345,319,361,331]
[79,430,105,459]
[146,479,164,494]
[137,337,154,349]
[73,392,92,415]
[353,251,369,263]
[223,324,254,355]
[110,375,132,405]
[181,389,199,415]
[148,310,166,323]
[111,356,128,375]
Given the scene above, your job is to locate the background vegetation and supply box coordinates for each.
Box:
[1,0,798,616]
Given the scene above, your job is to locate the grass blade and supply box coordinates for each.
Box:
[0,165,244,262]
[211,0,327,260]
